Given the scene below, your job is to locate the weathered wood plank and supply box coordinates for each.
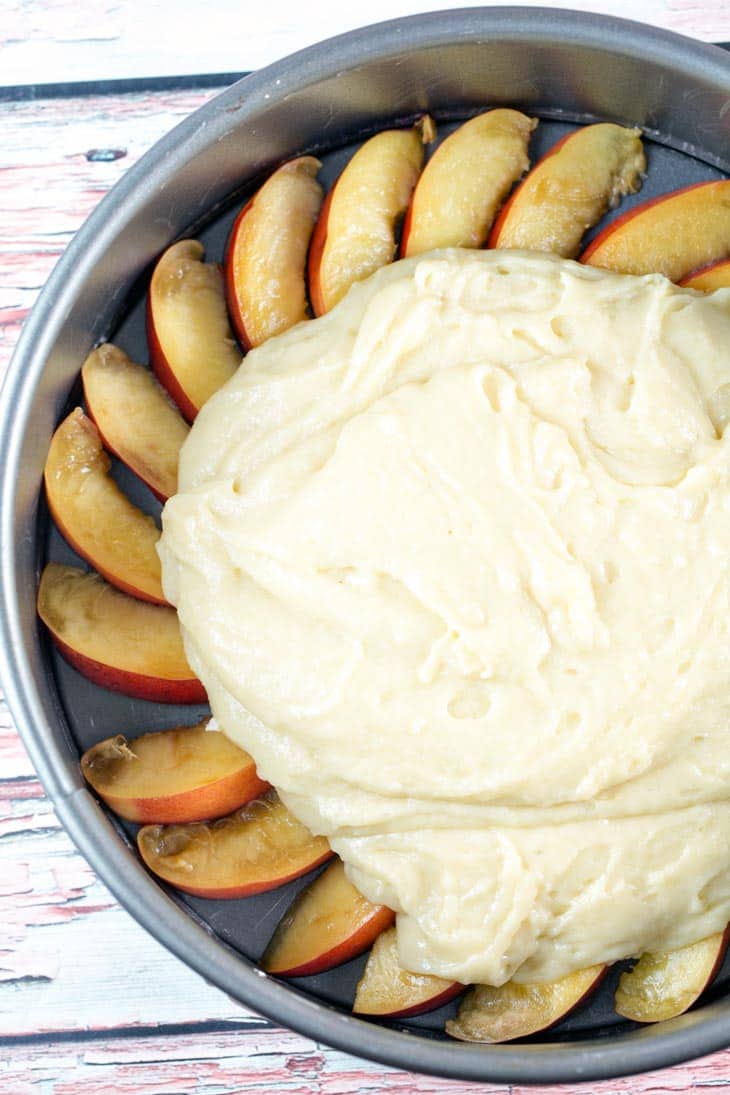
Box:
[0,89,219,375]
[1,1026,730,1094]
[0,0,727,89]
[0,775,257,1034]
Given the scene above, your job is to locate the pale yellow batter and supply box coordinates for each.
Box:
[159,250,730,985]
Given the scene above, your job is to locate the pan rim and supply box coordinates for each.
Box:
[2,7,730,1083]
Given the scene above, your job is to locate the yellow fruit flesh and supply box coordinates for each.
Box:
[38,563,193,681]
[317,127,425,311]
[404,109,535,255]
[446,965,605,1042]
[496,123,645,257]
[82,343,188,500]
[45,409,164,602]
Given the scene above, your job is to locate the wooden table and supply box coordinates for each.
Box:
[3,4,730,1091]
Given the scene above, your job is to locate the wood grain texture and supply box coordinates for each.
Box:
[3,1026,730,1094]
[2,61,730,1094]
[1,0,728,85]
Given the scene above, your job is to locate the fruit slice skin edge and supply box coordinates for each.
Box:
[82,342,189,503]
[37,562,206,704]
[446,964,608,1043]
[225,156,323,349]
[44,407,166,606]
[614,928,730,1023]
[81,723,270,824]
[137,791,333,899]
[262,857,395,977]
[353,926,463,1018]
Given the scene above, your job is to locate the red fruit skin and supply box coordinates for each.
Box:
[271,906,397,979]
[50,631,207,705]
[149,847,335,900]
[679,257,730,287]
[223,195,256,350]
[83,397,168,505]
[102,769,271,825]
[307,188,335,317]
[146,298,200,424]
[488,129,574,248]
[579,180,721,264]
[46,497,167,607]
[355,980,465,1020]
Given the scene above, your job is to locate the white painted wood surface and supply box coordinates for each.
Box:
[2,6,730,1091]
[2,0,729,85]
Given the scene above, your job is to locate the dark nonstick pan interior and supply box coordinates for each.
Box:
[3,9,730,1084]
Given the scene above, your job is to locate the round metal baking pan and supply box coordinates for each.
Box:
[2,7,730,1084]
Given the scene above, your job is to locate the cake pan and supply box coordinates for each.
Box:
[2,7,730,1084]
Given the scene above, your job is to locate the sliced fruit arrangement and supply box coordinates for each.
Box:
[38,563,205,704]
[401,108,535,257]
[41,113,730,1041]
[81,721,269,824]
[353,926,463,1018]
[262,857,395,977]
[147,238,241,421]
[308,119,433,315]
[82,343,189,503]
[446,965,607,1043]
[225,156,324,348]
[580,179,730,279]
[615,929,730,1023]
[488,122,645,258]
[137,790,332,898]
[45,408,165,605]
[680,258,730,292]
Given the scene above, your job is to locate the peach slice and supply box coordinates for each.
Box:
[446,965,607,1043]
[489,123,645,258]
[401,109,535,257]
[614,929,729,1022]
[308,121,431,315]
[147,239,241,422]
[37,563,205,704]
[581,180,730,280]
[44,408,165,605]
[353,926,462,1018]
[81,722,269,824]
[680,258,730,292]
[262,858,395,977]
[225,157,323,349]
[137,791,332,898]
[82,343,189,502]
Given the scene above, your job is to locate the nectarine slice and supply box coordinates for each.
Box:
[681,258,730,292]
[82,343,189,502]
[353,926,462,1018]
[225,157,323,348]
[614,929,729,1022]
[81,722,269,823]
[147,239,241,421]
[308,121,431,314]
[489,123,645,257]
[581,180,730,279]
[44,408,165,604]
[446,965,606,1043]
[37,563,205,704]
[401,109,535,257]
[137,791,332,898]
[262,858,395,977]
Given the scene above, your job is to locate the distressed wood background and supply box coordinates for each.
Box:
[2,3,730,1091]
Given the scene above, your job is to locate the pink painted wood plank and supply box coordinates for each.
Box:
[1,1026,730,1095]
